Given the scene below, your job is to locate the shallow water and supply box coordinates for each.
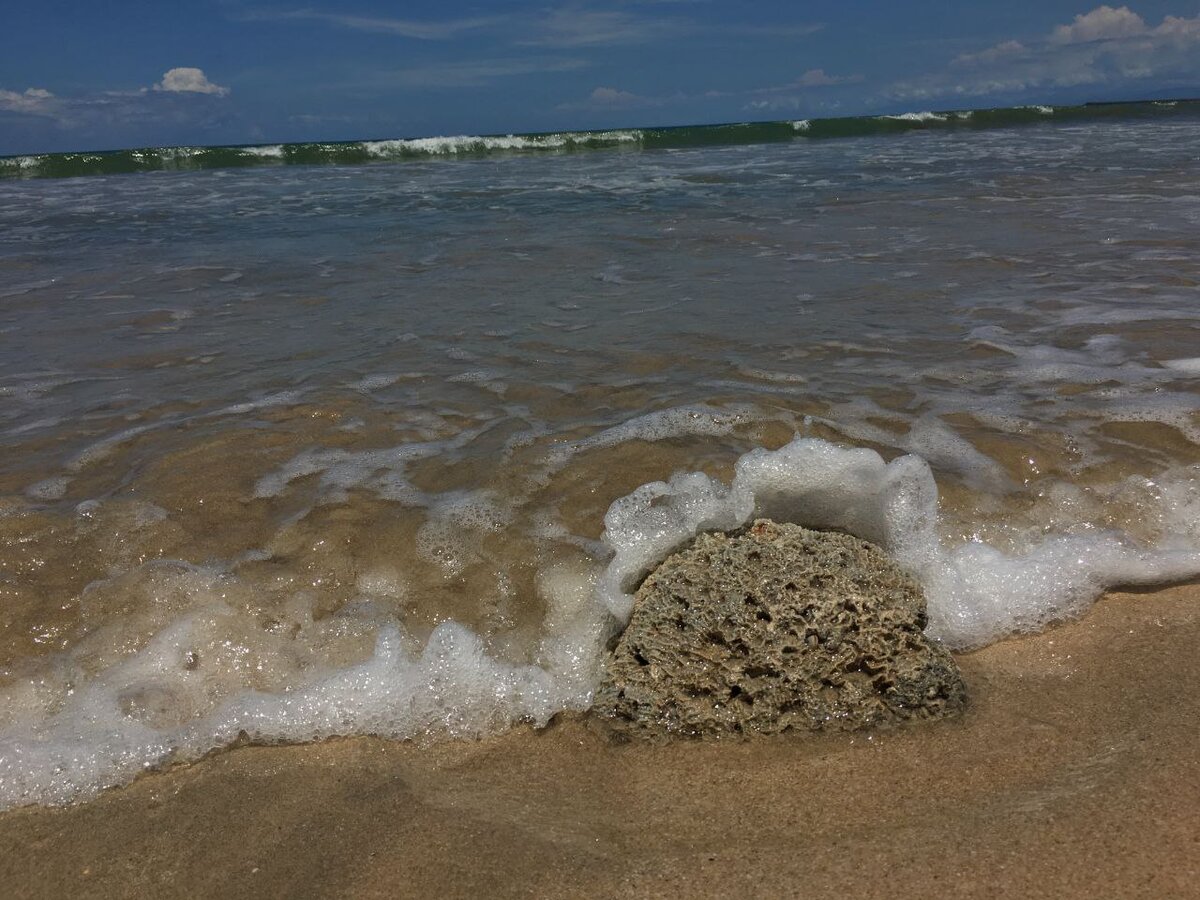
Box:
[1,115,1198,808]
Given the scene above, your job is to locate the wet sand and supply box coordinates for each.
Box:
[1,583,1197,899]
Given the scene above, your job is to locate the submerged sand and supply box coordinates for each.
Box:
[1,583,1197,899]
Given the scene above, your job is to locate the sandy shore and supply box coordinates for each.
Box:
[1,582,1197,899]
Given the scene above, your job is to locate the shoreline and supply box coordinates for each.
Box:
[2,582,1197,899]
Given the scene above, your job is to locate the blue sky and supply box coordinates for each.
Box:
[2,2,1199,153]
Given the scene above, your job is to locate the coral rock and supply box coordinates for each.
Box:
[594,519,966,735]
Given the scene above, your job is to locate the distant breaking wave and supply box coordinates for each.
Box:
[3,99,1197,180]
[0,130,645,180]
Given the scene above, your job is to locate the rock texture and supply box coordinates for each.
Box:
[594,520,966,735]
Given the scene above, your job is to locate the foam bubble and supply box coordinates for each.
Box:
[416,490,514,577]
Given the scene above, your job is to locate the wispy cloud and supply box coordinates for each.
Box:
[522,5,820,49]
[892,5,1200,100]
[248,9,505,40]
[738,68,865,111]
[243,3,820,53]
[790,68,861,89]
[557,85,673,111]
[725,23,824,39]
[586,86,649,107]
[560,64,861,114]
[385,57,590,90]
[521,7,683,47]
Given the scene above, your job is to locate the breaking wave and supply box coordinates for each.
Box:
[3,100,1198,180]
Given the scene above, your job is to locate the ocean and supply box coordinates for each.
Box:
[1,101,1198,810]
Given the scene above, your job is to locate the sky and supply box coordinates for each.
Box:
[2,2,1199,154]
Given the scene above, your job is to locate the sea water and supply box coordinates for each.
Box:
[1,107,1198,808]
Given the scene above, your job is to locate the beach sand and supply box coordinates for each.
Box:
[1,582,1197,899]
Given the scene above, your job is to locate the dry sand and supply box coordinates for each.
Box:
[1,583,1197,899]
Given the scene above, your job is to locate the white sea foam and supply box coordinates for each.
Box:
[63,391,305,474]
[816,406,1012,492]
[350,373,403,392]
[791,120,812,132]
[736,366,809,384]
[362,130,641,158]
[241,145,285,159]
[253,417,500,505]
[597,438,1200,647]
[3,435,1198,811]
[0,565,606,809]
[544,404,755,469]
[1163,357,1200,374]
[882,111,948,123]
[416,489,514,577]
[254,444,434,505]
[25,476,69,501]
[68,424,158,472]
[213,390,304,416]
[0,155,41,172]
[4,110,1199,813]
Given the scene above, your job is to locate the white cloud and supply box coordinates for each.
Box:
[1052,5,1146,43]
[892,5,1200,99]
[154,68,230,96]
[0,87,58,116]
[1153,13,1200,37]
[1,70,231,135]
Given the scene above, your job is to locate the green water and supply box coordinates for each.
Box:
[1,99,1197,181]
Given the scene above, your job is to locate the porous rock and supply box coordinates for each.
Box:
[594,519,966,735]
